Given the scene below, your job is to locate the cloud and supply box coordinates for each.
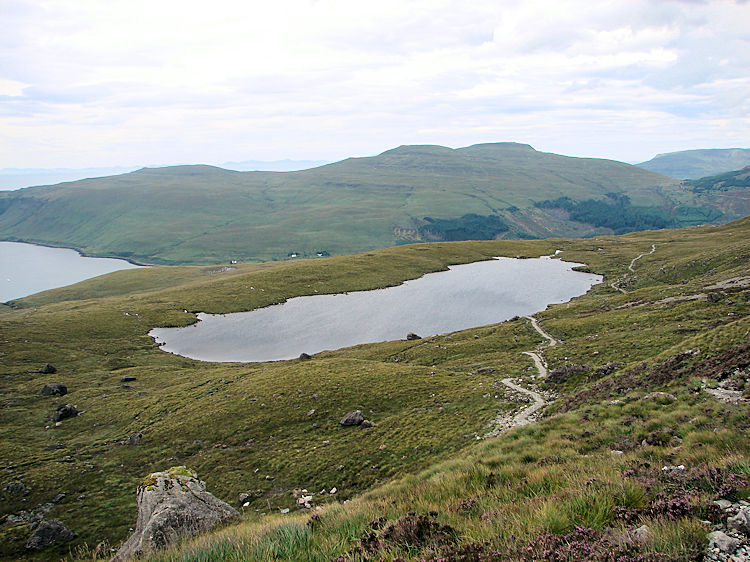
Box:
[1,0,749,167]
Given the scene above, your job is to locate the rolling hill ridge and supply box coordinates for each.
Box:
[637,148,750,180]
[4,142,743,265]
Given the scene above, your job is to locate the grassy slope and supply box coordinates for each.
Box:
[0,143,688,265]
[0,220,748,560]
[637,148,750,180]
[146,221,750,561]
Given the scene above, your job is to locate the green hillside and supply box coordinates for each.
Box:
[637,148,750,179]
[0,218,748,560]
[3,142,739,265]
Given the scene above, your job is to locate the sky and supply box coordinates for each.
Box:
[1,0,749,169]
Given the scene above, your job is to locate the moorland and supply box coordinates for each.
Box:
[1,213,749,560]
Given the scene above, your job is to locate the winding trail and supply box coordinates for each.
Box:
[521,351,548,378]
[484,245,658,437]
[483,315,556,437]
[629,244,657,272]
[611,243,657,294]
[524,315,558,346]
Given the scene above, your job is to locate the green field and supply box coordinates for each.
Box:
[0,216,748,560]
[5,142,745,266]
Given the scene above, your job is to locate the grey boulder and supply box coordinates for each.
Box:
[707,530,739,554]
[340,410,364,426]
[25,519,76,550]
[112,466,238,561]
[51,404,78,422]
[40,384,67,397]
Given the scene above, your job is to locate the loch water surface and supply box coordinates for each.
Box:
[0,241,141,302]
[150,256,602,363]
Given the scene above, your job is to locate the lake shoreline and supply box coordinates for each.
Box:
[0,237,154,266]
[151,255,602,363]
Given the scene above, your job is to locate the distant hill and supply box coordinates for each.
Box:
[684,166,750,192]
[637,148,750,179]
[0,142,745,265]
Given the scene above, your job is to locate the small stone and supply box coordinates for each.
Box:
[340,410,364,426]
[238,493,250,504]
[44,444,65,450]
[38,364,57,374]
[25,519,76,550]
[299,353,312,361]
[329,487,337,494]
[297,495,313,507]
[280,508,290,514]
[714,499,733,510]
[406,332,421,340]
[120,376,137,383]
[708,530,739,554]
[306,409,315,417]
[477,367,494,374]
[128,433,142,446]
[361,420,375,429]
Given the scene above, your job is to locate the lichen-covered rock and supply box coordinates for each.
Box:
[112,466,238,561]
[25,519,75,550]
[340,410,364,426]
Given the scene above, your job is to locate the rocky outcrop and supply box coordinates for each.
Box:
[112,466,238,561]
[406,332,422,340]
[340,410,364,426]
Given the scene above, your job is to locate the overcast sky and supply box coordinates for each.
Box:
[1,0,749,169]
